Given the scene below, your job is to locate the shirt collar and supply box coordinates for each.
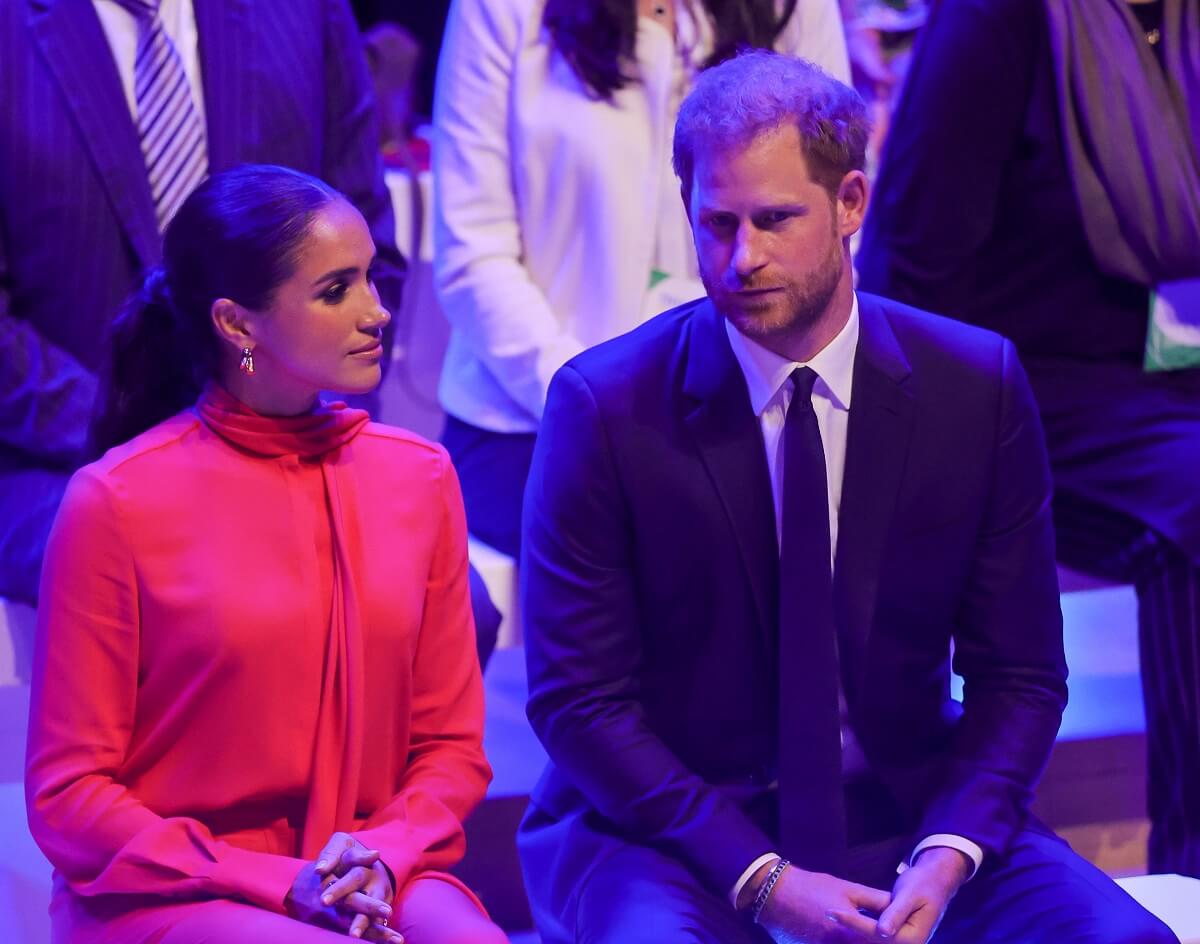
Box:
[724,294,859,416]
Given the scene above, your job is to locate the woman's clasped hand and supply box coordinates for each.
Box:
[287,833,404,942]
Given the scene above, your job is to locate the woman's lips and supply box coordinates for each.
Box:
[348,341,383,359]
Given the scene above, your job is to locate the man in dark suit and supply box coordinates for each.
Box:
[518,51,1174,943]
[0,0,403,609]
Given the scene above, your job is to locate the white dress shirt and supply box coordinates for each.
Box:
[92,0,208,133]
[723,295,983,905]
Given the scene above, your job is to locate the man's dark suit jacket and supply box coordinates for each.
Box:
[0,0,403,603]
[518,292,1069,933]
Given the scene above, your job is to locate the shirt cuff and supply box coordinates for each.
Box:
[899,834,984,881]
[729,852,781,908]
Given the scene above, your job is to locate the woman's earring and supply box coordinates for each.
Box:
[239,347,255,375]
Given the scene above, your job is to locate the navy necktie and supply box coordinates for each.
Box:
[112,0,208,230]
[777,367,848,873]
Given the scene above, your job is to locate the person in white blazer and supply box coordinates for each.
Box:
[433,0,850,656]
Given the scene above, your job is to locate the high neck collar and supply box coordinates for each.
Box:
[196,383,369,459]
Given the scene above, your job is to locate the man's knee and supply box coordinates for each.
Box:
[574,847,755,944]
[576,883,713,944]
[578,925,708,944]
[1099,910,1179,944]
[1042,877,1179,944]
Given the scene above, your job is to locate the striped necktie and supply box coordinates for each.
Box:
[114,0,208,231]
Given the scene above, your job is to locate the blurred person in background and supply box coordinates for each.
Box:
[25,164,505,944]
[858,0,1200,877]
[839,0,927,173]
[432,0,850,669]
[0,0,404,618]
[351,0,452,120]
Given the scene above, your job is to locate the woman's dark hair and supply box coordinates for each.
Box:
[542,0,799,101]
[90,164,341,456]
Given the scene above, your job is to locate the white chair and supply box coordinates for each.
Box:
[1116,874,1200,942]
[0,781,51,944]
[0,597,49,944]
[0,596,35,686]
[468,536,520,650]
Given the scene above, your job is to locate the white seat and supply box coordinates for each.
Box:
[0,597,35,686]
[468,536,520,650]
[0,729,51,944]
[1116,874,1200,942]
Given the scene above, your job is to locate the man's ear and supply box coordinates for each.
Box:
[835,170,870,238]
[210,297,258,354]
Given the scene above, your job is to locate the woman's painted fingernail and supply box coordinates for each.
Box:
[316,860,328,870]
[322,894,333,905]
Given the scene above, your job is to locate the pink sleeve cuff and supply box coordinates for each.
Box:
[211,844,309,915]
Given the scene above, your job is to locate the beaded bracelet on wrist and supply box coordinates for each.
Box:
[750,858,790,924]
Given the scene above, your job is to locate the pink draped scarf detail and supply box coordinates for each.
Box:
[196,383,372,857]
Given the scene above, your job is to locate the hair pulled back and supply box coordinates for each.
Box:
[90,164,340,455]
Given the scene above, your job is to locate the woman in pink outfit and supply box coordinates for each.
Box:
[24,165,506,944]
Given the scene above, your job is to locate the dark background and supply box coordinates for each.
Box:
[350,0,453,116]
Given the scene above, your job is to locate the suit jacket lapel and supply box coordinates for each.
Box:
[194,0,255,169]
[682,301,780,650]
[30,0,160,267]
[835,294,914,704]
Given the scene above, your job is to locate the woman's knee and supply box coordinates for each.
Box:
[394,877,507,944]
[433,921,509,944]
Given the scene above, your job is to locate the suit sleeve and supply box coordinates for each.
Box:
[918,338,1068,856]
[320,0,407,334]
[855,0,1033,318]
[522,365,774,896]
[432,0,585,422]
[0,220,97,464]
[25,468,308,912]
[352,452,492,889]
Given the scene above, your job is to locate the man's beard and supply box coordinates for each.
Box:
[706,235,843,343]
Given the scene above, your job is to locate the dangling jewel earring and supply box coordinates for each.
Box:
[239,347,255,375]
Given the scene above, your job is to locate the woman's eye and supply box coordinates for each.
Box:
[322,282,348,303]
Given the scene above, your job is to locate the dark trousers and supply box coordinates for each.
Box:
[441,415,537,668]
[565,827,1175,944]
[1055,494,1200,877]
[0,459,69,606]
[441,414,537,560]
[1027,359,1200,878]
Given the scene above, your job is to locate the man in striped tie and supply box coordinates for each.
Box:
[113,0,209,232]
[0,0,405,613]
